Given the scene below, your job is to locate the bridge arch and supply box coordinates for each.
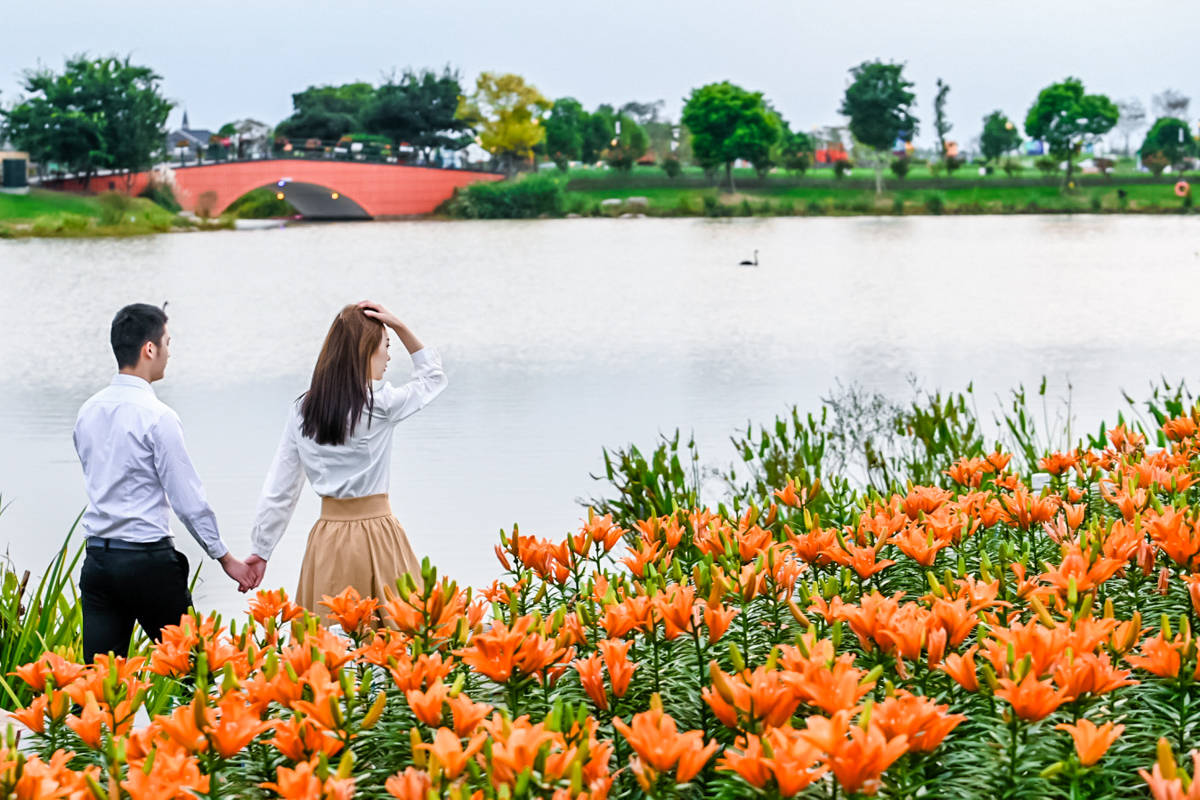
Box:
[228,181,370,220]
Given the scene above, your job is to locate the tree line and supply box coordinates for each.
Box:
[1,54,1195,190]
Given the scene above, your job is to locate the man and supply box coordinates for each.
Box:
[74,303,256,662]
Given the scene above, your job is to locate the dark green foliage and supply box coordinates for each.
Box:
[363,68,472,160]
[660,155,682,178]
[2,55,173,189]
[925,193,946,214]
[439,174,564,219]
[681,82,782,191]
[275,82,375,141]
[543,97,587,169]
[981,111,1023,163]
[1140,117,1197,169]
[603,114,649,172]
[138,181,180,213]
[1024,77,1118,183]
[225,187,297,218]
[934,77,952,158]
[891,156,911,179]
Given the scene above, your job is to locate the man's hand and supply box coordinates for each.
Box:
[245,554,268,590]
[218,553,255,593]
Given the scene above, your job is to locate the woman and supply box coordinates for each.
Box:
[246,301,447,623]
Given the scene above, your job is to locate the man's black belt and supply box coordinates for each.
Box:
[85,537,174,552]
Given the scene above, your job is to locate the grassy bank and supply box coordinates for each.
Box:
[0,189,232,238]
[561,177,1198,217]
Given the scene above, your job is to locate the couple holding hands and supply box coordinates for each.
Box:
[73,300,446,661]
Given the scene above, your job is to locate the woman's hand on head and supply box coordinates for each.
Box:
[358,300,403,330]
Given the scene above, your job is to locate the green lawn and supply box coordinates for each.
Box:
[0,189,100,222]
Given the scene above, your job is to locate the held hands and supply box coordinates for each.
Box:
[245,555,267,590]
[218,553,262,593]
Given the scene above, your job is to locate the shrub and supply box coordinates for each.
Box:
[1001,158,1023,177]
[195,190,219,219]
[738,198,753,216]
[1090,195,1103,212]
[784,152,811,176]
[96,192,136,226]
[944,155,963,174]
[675,195,694,215]
[660,155,682,179]
[889,157,910,180]
[833,160,852,179]
[1094,157,1116,175]
[805,199,825,215]
[1143,151,1169,177]
[892,196,904,214]
[441,174,565,219]
[138,181,181,213]
[925,193,945,214]
[1034,156,1060,175]
[225,188,296,219]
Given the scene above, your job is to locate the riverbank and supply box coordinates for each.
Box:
[0,189,232,238]
[435,168,1200,219]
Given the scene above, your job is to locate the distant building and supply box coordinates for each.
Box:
[165,111,216,163]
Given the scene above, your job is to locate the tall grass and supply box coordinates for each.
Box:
[0,505,85,711]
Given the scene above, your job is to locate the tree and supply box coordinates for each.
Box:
[2,54,172,189]
[839,60,918,194]
[681,81,781,191]
[1152,89,1190,120]
[363,68,471,163]
[457,72,551,173]
[979,111,1022,163]
[602,113,648,172]
[781,129,815,175]
[542,97,587,170]
[619,100,664,126]
[579,105,618,165]
[933,78,952,159]
[1140,117,1197,170]
[275,83,375,141]
[1023,77,1118,186]
[1114,98,1147,156]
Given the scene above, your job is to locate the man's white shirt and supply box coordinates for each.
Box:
[73,374,228,558]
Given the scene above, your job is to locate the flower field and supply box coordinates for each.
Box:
[5,387,1200,799]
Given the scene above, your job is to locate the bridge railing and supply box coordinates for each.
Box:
[169,138,503,173]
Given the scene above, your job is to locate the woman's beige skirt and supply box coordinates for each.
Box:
[296,494,422,626]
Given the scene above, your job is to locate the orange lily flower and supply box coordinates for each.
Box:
[446,692,492,737]
[65,694,107,749]
[598,638,637,698]
[268,718,343,761]
[211,691,272,758]
[11,694,48,734]
[655,584,699,639]
[1126,631,1186,679]
[703,603,737,643]
[827,723,909,796]
[11,651,84,692]
[160,697,210,753]
[261,761,354,800]
[321,586,381,633]
[1055,718,1123,766]
[122,747,209,800]
[419,727,487,779]
[405,680,449,727]
[574,654,608,710]
[613,700,718,783]
[872,690,965,752]
[455,616,570,684]
[703,663,801,731]
[994,673,1071,721]
[717,732,773,789]
[900,486,951,519]
[249,587,305,625]
[385,768,432,800]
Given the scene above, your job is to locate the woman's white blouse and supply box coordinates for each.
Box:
[249,347,446,560]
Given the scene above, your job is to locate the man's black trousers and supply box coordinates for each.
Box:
[80,540,193,663]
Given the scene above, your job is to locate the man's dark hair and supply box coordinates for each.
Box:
[111,304,168,369]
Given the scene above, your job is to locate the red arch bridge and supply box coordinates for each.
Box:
[42,159,504,219]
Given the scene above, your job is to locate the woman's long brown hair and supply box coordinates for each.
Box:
[300,305,385,446]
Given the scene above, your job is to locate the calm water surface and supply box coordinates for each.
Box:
[1,216,1197,617]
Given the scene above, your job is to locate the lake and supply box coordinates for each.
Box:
[1,215,1197,618]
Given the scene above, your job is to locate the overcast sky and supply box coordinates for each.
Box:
[3,0,1197,150]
